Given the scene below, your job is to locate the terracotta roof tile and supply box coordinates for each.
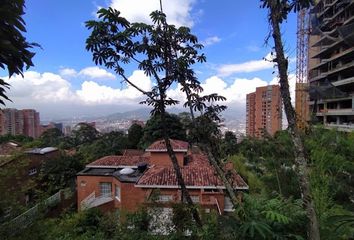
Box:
[87,155,149,167]
[123,149,145,156]
[146,139,188,152]
[137,153,248,189]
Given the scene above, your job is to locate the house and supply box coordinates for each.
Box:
[0,147,59,206]
[0,146,60,221]
[77,139,248,215]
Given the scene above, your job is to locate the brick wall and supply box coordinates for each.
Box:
[149,152,185,167]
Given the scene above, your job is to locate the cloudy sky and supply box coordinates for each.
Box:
[0,0,298,121]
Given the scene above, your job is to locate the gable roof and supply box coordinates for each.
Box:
[146,139,188,152]
[136,153,248,190]
[87,155,149,168]
[122,149,145,156]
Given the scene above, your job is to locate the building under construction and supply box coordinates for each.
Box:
[306,0,354,131]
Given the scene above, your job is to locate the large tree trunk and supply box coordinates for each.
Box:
[268,4,321,240]
[182,86,241,211]
[158,94,203,226]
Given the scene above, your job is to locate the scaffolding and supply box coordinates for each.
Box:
[295,8,310,130]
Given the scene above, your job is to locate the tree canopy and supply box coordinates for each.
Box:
[139,113,186,148]
[0,0,39,105]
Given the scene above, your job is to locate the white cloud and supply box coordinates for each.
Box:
[76,70,152,104]
[2,67,296,121]
[218,53,275,77]
[1,70,153,118]
[59,68,77,77]
[109,0,196,27]
[7,71,76,102]
[167,75,274,108]
[78,66,116,80]
[202,36,221,46]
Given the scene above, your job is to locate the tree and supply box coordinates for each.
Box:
[86,7,207,225]
[127,123,143,149]
[139,113,186,148]
[260,0,320,239]
[78,131,129,164]
[39,155,83,194]
[71,123,99,146]
[39,128,63,147]
[0,0,39,105]
[221,131,238,157]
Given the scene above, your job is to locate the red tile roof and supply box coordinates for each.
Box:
[137,153,248,189]
[123,149,145,156]
[146,139,188,152]
[87,155,149,167]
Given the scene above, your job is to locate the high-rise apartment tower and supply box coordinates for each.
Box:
[0,108,40,138]
[308,0,354,131]
[246,85,282,138]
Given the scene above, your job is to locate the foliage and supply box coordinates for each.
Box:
[171,203,194,235]
[139,113,186,148]
[86,5,228,226]
[0,153,34,222]
[71,123,99,146]
[77,131,129,164]
[38,155,83,195]
[230,154,264,193]
[305,128,354,238]
[0,134,33,144]
[127,123,143,149]
[0,0,39,105]
[237,131,300,198]
[220,131,238,157]
[234,194,306,239]
[39,128,63,147]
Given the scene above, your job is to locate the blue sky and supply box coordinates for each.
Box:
[1,0,298,120]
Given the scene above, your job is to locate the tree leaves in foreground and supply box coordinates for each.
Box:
[0,0,39,105]
[260,0,320,239]
[85,7,222,226]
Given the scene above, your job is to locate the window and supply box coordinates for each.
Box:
[99,182,112,197]
[28,167,37,176]
[115,185,121,201]
[191,196,200,203]
[158,195,173,202]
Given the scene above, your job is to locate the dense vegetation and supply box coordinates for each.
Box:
[1,116,354,239]
[1,0,354,239]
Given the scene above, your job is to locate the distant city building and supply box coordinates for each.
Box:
[246,85,282,138]
[22,109,40,138]
[63,125,72,136]
[308,0,354,131]
[0,108,40,138]
[39,122,63,136]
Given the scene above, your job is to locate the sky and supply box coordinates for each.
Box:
[1,0,298,121]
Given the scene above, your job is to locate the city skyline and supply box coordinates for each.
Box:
[0,0,298,120]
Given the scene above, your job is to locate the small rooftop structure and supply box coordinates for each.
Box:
[122,149,145,156]
[146,139,188,152]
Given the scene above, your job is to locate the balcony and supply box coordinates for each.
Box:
[324,123,354,131]
[80,192,114,210]
[310,60,354,82]
[311,48,354,70]
[332,76,354,86]
[316,108,354,116]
